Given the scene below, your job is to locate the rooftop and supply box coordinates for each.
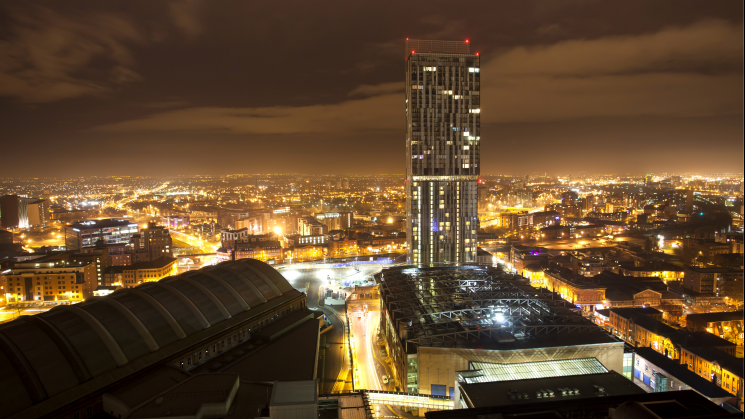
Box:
[127,256,177,270]
[129,374,239,419]
[457,358,608,385]
[686,311,744,324]
[66,218,137,230]
[459,371,643,408]
[682,346,743,378]
[376,265,612,353]
[0,258,299,419]
[634,347,733,399]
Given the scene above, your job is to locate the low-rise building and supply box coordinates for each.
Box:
[509,245,549,275]
[109,257,178,288]
[609,308,737,359]
[680,346,744,409]
[357,235,406,254]
[234,241,283,263]
[2,259,95,303]
[685,311,744,338]
[285,244,326,262]
[685,239,733,264]
[329,237,358,257]
[542,268,606,313]
[619,263,684,283]
[633,347,736,408]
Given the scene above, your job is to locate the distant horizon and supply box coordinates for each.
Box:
[1,171,744,180]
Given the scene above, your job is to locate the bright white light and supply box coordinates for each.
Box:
[495,313,505,323]
[282,270,301,280]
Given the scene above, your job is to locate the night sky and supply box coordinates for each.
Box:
[0,1,742,177]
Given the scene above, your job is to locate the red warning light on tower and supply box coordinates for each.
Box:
[478,178,484,184]
[465,39,469,43]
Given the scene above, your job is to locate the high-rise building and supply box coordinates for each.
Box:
[405,39,481,264]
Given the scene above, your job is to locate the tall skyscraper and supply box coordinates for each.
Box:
[405,39,481,265]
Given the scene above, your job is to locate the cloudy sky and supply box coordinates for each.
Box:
[0,1,742,177]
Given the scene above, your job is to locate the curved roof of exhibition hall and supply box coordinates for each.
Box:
[0,259,299,419]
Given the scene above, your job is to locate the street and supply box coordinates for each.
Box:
[279,264,385,394]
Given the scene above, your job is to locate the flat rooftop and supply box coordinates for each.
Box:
[460,371,644,409]
[129,373,238,419]
[66,219,136,230]
[376,265,612,353]
[225,320,319,382]
[191,314,320,383]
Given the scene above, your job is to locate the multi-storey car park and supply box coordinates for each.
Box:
[375,265,624,399]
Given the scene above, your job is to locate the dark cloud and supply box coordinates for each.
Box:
[93,19,742,134]
[0,5,144,102]
[0,0,741,177]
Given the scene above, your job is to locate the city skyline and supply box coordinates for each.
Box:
[0,3,743,418]
[0,1,742,177]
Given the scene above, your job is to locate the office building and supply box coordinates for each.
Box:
[64,219,139,251]
[405,39,481,264]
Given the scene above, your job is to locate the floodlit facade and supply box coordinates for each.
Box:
[405,39,481,265]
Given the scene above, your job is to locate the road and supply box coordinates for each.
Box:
[351,310,390,391]
[279,264,385,394]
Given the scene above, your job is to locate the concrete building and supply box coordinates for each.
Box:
[376,265,624,398]
[64,219,139,251]
[0,258,307,419]
[217,208,250,229]
[405,39,481,265]
[455,370,643,410]
[233,240,283,263]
